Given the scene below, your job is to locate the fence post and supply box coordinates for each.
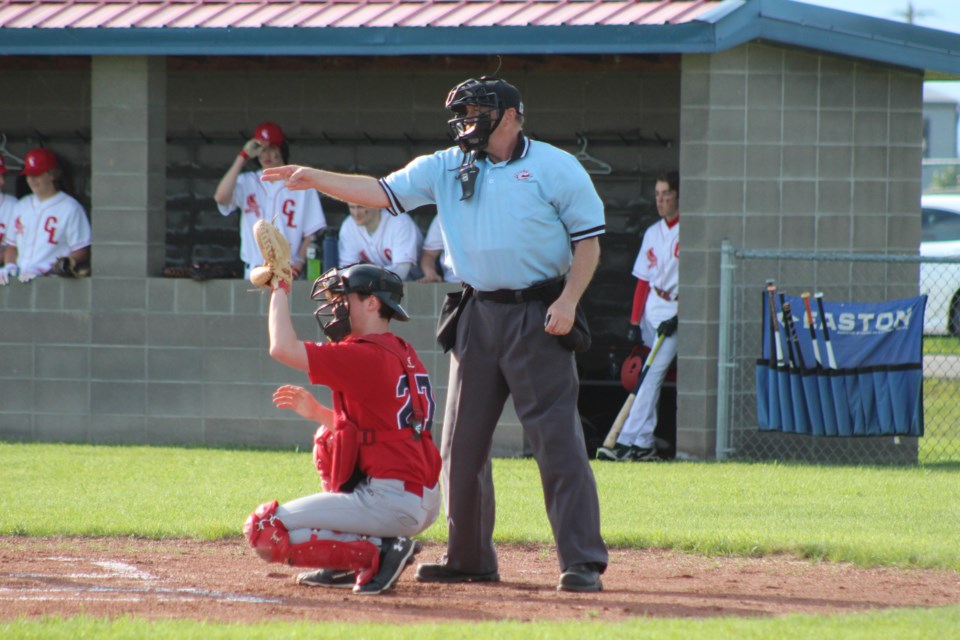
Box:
[715,239,736,460]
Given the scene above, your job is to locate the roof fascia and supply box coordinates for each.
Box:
[0,23,719,56]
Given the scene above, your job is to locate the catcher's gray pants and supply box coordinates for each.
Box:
[276,478,441,545]
[616,316,678,449]
[440,296,608,574]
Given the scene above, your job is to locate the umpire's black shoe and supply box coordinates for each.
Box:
[353,537,418,595]
[415,556,500,583]
[558,563,603,592]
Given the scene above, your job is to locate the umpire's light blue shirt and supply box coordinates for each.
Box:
[379,135,605,291]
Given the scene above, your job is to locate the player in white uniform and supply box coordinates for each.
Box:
[0,155,18,265]
[214,122,326,280]
[597,172,679,462]
[0,148,91,285]
[417,215,460,283]
[337,204,423,280]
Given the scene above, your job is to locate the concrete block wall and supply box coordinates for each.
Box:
[0,277,500,452]
[678,43,924,458]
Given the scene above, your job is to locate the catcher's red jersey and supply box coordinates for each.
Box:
[305,333,440,489]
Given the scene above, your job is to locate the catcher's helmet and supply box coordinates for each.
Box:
[311,264,410,341]
[445,77,523,153]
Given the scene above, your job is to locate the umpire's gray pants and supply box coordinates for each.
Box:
[441,296,608,574]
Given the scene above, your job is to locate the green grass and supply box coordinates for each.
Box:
[924,336,960,355]
[1,444,959,570]
[921,377,960,463]
[2,443,959,638]
[4,606,960,639]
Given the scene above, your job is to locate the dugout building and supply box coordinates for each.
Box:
[0,0,959,462]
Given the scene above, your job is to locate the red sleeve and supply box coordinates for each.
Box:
[630,279,650,325]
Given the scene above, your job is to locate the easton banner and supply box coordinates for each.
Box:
[756,293,926,437]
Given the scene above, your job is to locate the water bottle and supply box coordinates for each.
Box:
[306,242,321,281]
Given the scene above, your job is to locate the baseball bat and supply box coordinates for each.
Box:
[602,332,667,450]
[815,292,838,369]
[778,293,797,368]
[767,282,785,368]
[781,300,806,370]
[801,292,822,368]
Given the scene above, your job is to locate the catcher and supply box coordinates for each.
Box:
[243,220,442,595]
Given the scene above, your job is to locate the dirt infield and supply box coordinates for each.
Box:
[1,536,958,624]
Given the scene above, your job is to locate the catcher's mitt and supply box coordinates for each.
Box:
[249,219,293,290]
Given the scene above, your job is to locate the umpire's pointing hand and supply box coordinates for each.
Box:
[657,315,679,338]
[261,165,316,191]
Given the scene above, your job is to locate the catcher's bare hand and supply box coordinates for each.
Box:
[273,385,332,425]
[260,165,315,191]
[544,297,576,336]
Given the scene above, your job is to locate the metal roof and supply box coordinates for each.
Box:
[0,0,720,29]
[0,0,959,75]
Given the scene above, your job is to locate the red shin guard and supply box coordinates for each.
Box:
[289,537,381,587]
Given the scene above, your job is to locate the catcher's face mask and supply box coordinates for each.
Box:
[311,268,353,342]
[311,264,411,341]
[445,77,523,153]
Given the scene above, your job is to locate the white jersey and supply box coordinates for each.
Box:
[422,215,460,283]
[0,192,17,247]
[217,170,326,269]
[8,192,91,275]
[338,209,423,271]
[631,217,679,327]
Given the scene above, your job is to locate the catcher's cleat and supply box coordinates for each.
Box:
[298,540,422,589]
[296,568,354,589]
[596,443,634,462]
[353,537,419,595]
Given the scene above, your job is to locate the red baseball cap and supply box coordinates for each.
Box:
[20,148,58,176]
[253,122,285,146]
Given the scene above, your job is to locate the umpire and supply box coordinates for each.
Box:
[262,76,608,592]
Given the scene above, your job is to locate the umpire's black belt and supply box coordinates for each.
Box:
[471,277,564,304]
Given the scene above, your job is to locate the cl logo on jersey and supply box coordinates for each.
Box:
[384,248,393,262]
[515,169,532,181]
[646,247,658,269]
[673,241,679,259]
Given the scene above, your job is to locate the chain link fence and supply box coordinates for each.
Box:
[717,244,960,465]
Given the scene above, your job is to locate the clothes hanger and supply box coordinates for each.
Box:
[0,133,24,167]
[575,135,613,175]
